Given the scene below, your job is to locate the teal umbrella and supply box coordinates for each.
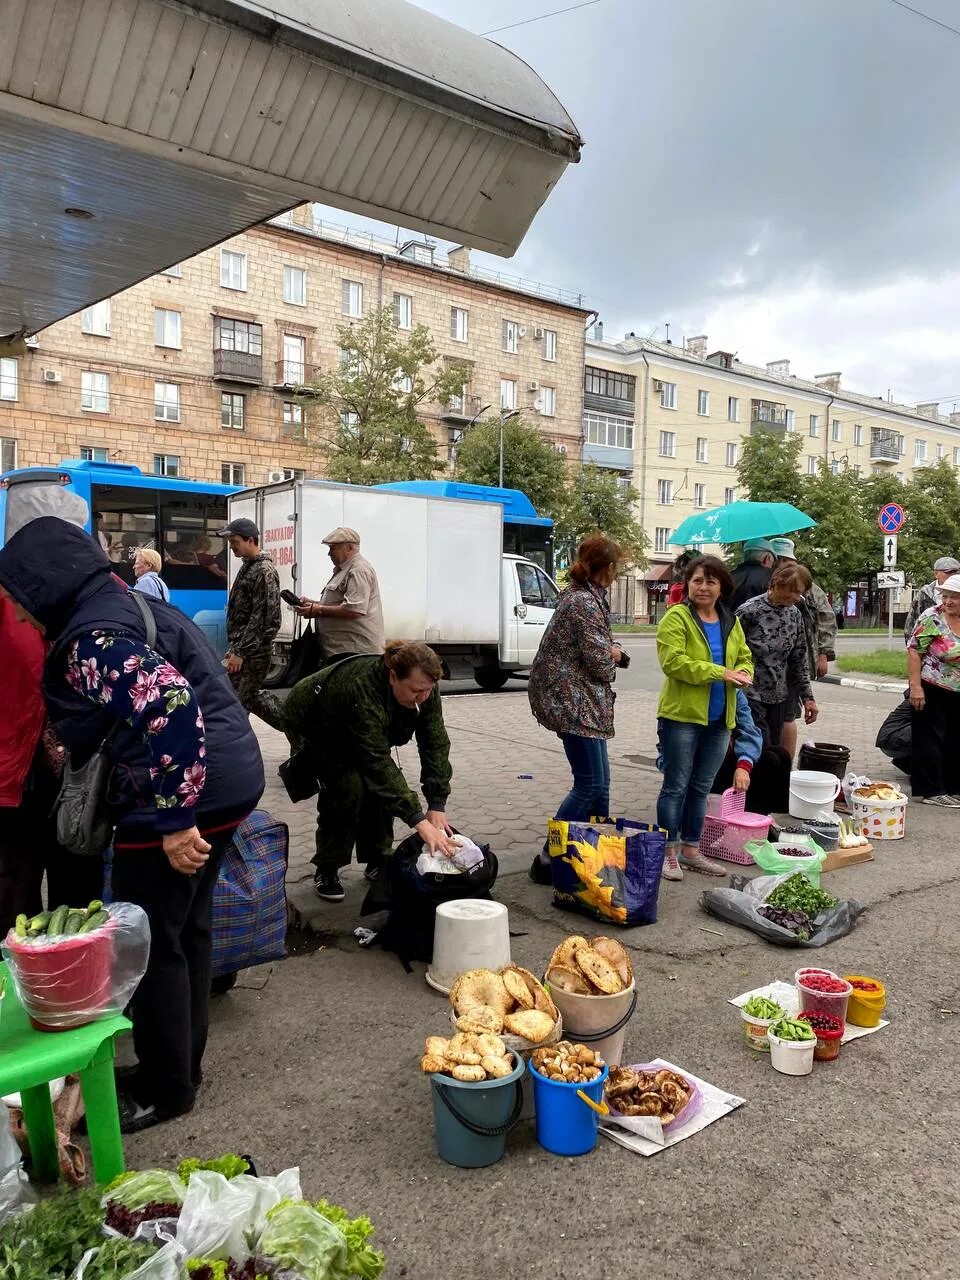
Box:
[668,501,815,547]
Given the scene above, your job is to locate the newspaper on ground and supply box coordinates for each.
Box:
[599,1058,745,1157]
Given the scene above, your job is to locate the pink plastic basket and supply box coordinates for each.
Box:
[699,788,771,865]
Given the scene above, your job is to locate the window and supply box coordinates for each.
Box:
[542,329,557,361]
[832,419,842,442]
[153,454,180,477]
[657,479,674,505]
[81,370,109,412]
[659,430,676,457]
[696,436,708,463]
[724,486,736,504]
[221,392,245,430]
[339,347,360,376]
[80,446,108,462]
[500,378,517,411]
[80,299,111,336]
[450,307,469,342]
[154,381,180,422]
[154,308,181,348]
[584,366,636,401]
[937,443,945,461]
[283,468,305,481]
[727,396,739,423]
[785,409,795,432]
[725,442,738,467]
[830,459,841,475]
[214,317,262,354]
[283,265,307,306]
[393,293,412,330]
[583,412,634,449]
[854,464,862,477]
[807,455,818,475]
[283,402,303,426]
[654,527,671,553]
[220,249,247,291]
[340,411,360,436]
[282,334,306,384]
[660,381,677,409]
[854,424,863,446]
[161,263,182,278]
[697,389,710,416]
[516,562,560,609]
[1,437,16,471]
[0,358,17,401]
[809,414,820,437]
[954,447,960,466]
[539,386,556,417]
[694,483,707,508]
[915,438,927,462]
[393,372,413,394]
[221,462,245,485]
[502,320,519,354]
[341,279,363,317]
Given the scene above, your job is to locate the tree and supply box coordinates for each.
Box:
[454,415,568,521]
[736,428,805,506]
[557,464,649,568]
[793,463,878,595]
[898,463,960,585]
[302,306,470,485]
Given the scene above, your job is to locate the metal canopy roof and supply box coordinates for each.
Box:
[0,0,583,340]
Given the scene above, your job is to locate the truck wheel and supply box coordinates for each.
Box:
[474,667,509,691]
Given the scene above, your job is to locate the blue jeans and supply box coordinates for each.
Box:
[656,718,731,845]
[555,734,611,823]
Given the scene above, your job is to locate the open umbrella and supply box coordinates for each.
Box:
[668,501,815,547]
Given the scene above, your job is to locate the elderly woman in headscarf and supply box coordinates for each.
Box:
[907,572,960,806]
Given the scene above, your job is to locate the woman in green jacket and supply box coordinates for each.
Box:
[656,555,754,881]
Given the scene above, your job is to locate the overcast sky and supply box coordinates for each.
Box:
[317,0,960,410]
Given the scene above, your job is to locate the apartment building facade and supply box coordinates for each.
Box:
[583,329,960,620]
[0,206,591,489]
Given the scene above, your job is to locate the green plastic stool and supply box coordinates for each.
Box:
[0,961,131,1183]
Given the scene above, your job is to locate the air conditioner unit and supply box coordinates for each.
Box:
[652,379,664,392]
[267,469,286,483]
[42,369,61,383]
[518,326,527,338]
[527,379,540,392]
[555,443,568,454]
[534,327,544,339]
[24,335,39,348]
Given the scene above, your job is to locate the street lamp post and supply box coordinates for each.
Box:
[499,408,521,488]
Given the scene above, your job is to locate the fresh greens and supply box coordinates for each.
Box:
[103,1168,185,1209]
[769,1016,816,1042]
[260,1200,350,1280]
[77,1238,157,1279]
[765,872,838,918]
[0,1187,105,1280]
[178,1154,251,1182]
[743,995,784,1020]
[313,1200,386,1280]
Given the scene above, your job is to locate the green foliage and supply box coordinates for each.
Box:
[303,306,470,485]
[557,463,649,568]
[835,649,908,677]
[736,429,805,506]
[454,415,568,521]
[792,463,877,595]
[897,463,960,584]
[0,1187,105,1280]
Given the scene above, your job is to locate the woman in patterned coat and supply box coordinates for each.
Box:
[527,534,626,883]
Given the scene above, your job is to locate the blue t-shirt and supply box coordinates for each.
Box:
[703,619,726,723]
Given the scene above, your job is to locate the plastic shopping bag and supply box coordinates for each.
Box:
[0,1111,36,1227]
[699,872,865,947]
[548,817,667,927]
[745,836,826,886]
[175,1168,302,1262]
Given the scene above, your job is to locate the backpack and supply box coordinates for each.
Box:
[211,810,289,979]
[360,833,498,970]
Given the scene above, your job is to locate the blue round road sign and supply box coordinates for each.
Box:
[878,503,905,533]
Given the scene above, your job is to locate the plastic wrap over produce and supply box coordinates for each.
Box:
[2,902,150,1031]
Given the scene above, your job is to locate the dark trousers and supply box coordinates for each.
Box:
[112,826,235,1116]
[712,745,792,815]
[230,651,276,726]
[312,771,394,876]
[911,681,960,798]
[749,699,789,749]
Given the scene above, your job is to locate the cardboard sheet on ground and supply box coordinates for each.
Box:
[599,1058,745,1156]
[730,981,889,1042]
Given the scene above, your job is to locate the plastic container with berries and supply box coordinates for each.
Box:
[798,1010,845,1061]
[844,974,886,1027]
[795,970,852,1021]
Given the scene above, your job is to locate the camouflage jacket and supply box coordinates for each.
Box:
[283,654,452,826]
[797,580,837,674]
[226,553,281,657]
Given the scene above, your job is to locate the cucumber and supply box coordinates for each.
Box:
[78,909,109,934]
[28,911,52,933]
[63,910,85,936]
[85,899,104,917]
[47,905,69,936]
[14,913,28,939]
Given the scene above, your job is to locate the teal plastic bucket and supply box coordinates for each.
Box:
[429,1053,525,1167]
[530,1060,610,1156]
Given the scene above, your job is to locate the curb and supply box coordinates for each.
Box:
[820,674,905,693]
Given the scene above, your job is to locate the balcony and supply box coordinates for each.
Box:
[870,433,902,463]
[583,441,634,470]
[440,393,484,422]
[273,360,318,390]
[213,350,262,384]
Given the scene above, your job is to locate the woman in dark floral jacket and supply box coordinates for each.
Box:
[527,534,626,883]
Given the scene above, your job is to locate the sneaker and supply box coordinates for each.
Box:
[661,848,683,881]
[921,794,960,807]
[528,855,553,885]
[313,873,345,901]
[678,847,727,876]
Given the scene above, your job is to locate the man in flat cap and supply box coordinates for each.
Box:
[294,527,384,662]
[217,517,281,722]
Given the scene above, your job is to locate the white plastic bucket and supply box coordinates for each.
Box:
[545,980,637,1067]
[767,1029,815,1076]
[741,1009,776,1052]
[426,900,511,993]
[851,791,907,842]
[788,770,841,819]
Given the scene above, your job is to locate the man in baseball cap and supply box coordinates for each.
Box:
[216,516,260,541]
[729,538,776,610]
[218,517,280,722]
[904,554,960,639]
[769,537,837,758]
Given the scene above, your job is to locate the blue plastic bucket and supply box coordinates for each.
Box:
[429,1053,525,1168]
[530,1060,610,1156]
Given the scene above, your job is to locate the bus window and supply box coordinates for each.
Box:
[160,494,229,591]
[90,485,159,585]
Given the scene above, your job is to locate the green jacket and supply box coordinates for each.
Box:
[656,602,754,729]
[282,655,451,827]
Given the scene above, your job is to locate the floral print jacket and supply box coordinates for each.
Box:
[65,631,206,830]
[527,582,617,739]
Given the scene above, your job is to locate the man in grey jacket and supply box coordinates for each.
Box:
[903,555,960,640]
[769,538,837,759]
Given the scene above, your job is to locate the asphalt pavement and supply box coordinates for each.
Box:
[118,671,959,1280]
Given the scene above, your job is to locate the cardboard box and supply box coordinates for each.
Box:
[820,843,875,873]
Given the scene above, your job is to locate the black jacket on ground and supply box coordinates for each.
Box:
[729,560,772,611]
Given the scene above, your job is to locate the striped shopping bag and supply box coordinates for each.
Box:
[211,810,289,978]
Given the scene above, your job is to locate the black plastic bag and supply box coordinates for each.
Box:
[699,873,865,947]
[876,690,911,770]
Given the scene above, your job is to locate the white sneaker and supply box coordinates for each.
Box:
[678,847,727,876]
[921,794,960,807]
[661,848,683,881]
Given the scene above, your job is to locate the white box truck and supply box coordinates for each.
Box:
[227,479,560,689]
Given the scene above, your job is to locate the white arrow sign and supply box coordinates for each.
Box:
[883,534,898,568]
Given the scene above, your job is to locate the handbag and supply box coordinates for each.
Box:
[277,748,319,803]
[55,592,157,857]
[274,620,322,688]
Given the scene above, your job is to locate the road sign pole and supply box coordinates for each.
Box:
[888,586,894,651]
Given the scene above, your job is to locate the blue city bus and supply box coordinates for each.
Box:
[375,480,554,576]
[0,461,238,653]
